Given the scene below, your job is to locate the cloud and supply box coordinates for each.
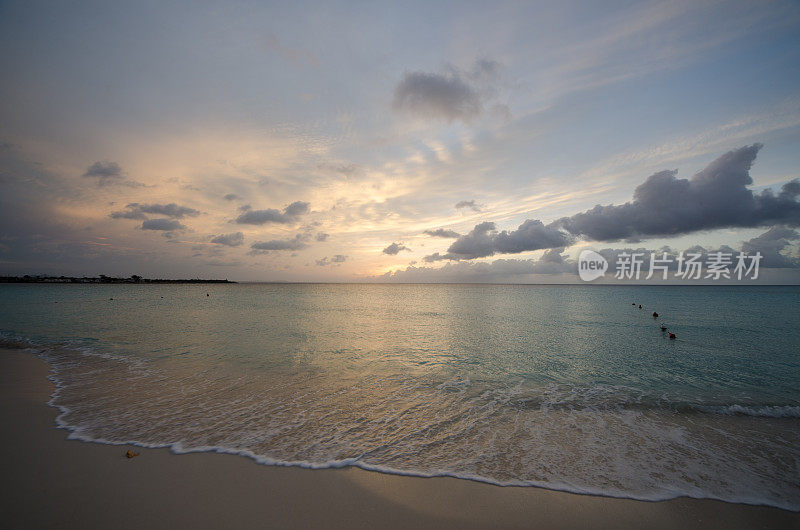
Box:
[741,226,799,268]
[235,201,310,225]
[455,200,481,212]
[424,228,460,238]
[210,232,244,247]
[250,234,308,253]
[83,160,122,179]
[392,60,503,123]
[315,232,329,242]
[429,145,800,261]
[141,218,185,231]
[83,160,143,187]
[428,220,570,260]
[558,144,800,241]
[381,248,575,283]
[112,203,200,220]
[109,209,146,220]
[383,233,800,283]
[316,254,347,266]
[223,193,241,201]
[383,242,410,255]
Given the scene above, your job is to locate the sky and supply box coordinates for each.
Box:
[1,0,799,283]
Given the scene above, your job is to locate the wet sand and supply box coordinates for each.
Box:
[1,348,797,529]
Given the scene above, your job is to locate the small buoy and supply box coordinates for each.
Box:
[638,305,642,309]
[652,312,659,318]
[206,293,209,297]
[125,450,139,459]
[669,333,676,340]
[109,297,114,301]
[632,303,636,306]
[660,325,667,331]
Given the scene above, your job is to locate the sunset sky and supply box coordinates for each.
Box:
[1,0,799,282]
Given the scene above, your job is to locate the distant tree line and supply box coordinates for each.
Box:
[0,275,235,284]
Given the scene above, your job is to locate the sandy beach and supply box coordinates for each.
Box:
[0,348,796,529]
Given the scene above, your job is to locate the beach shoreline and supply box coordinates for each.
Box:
[1,347,797,529]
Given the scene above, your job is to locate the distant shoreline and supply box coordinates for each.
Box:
[0,275,236,284]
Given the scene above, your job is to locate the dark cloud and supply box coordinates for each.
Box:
[210,232,244,247]
[382,232,800,283]
[392,60,503,123]
[316,254,347,266]
[235,201,310,225]
[558,144,800,241]
[427,220,570,261]
[109,209,146,220]
[83,161,121,179]
[380,248,574,283]
[223,193,241,201]
[82,160,144,187]
[455,200,481,212]
[741,226,799,268]
[141,218,185,231]
[315,232,329,242]
[111,202,200,220]
[428,145,800,261]
[383,242,410,255]
[424,228,460,238]
[250,234,308,253]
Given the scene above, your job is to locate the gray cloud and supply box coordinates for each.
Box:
[424,228,460,238]
[109,209,146,220]
[429,145,800,261]
[315,232,329,242]
[381,248,574,283]
[392,60,503,122]
[112,202,200,220]
[383,242,410,255]
[235,201,310,225]
[250,234,308,253]
[316,254,347,266]
[210,232,244,247]
[223,193,241,201]
[558,144,800,241]
[141,218,185,231]
[427,220,570,261]
[383,232,800,283]
[455,200,481,212]
[83,160,144,187]
[83,160,121,179]
[741,226,799,268]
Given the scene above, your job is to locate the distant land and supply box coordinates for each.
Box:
[0,275,236,284]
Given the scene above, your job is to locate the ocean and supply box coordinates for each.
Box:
[1,283,798,510]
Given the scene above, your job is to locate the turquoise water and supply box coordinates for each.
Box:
[1,284,799,509]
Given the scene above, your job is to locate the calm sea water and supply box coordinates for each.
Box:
[1,284,798,510]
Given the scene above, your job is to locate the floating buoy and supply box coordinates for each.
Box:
[206,293,209,297]
[669,333,676,339]
[638,305,642,309]
[660,325,667,331]
[652,312,659,318]
[632,303,636,306]
[109,297,114,301]
[125,450,139,459]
